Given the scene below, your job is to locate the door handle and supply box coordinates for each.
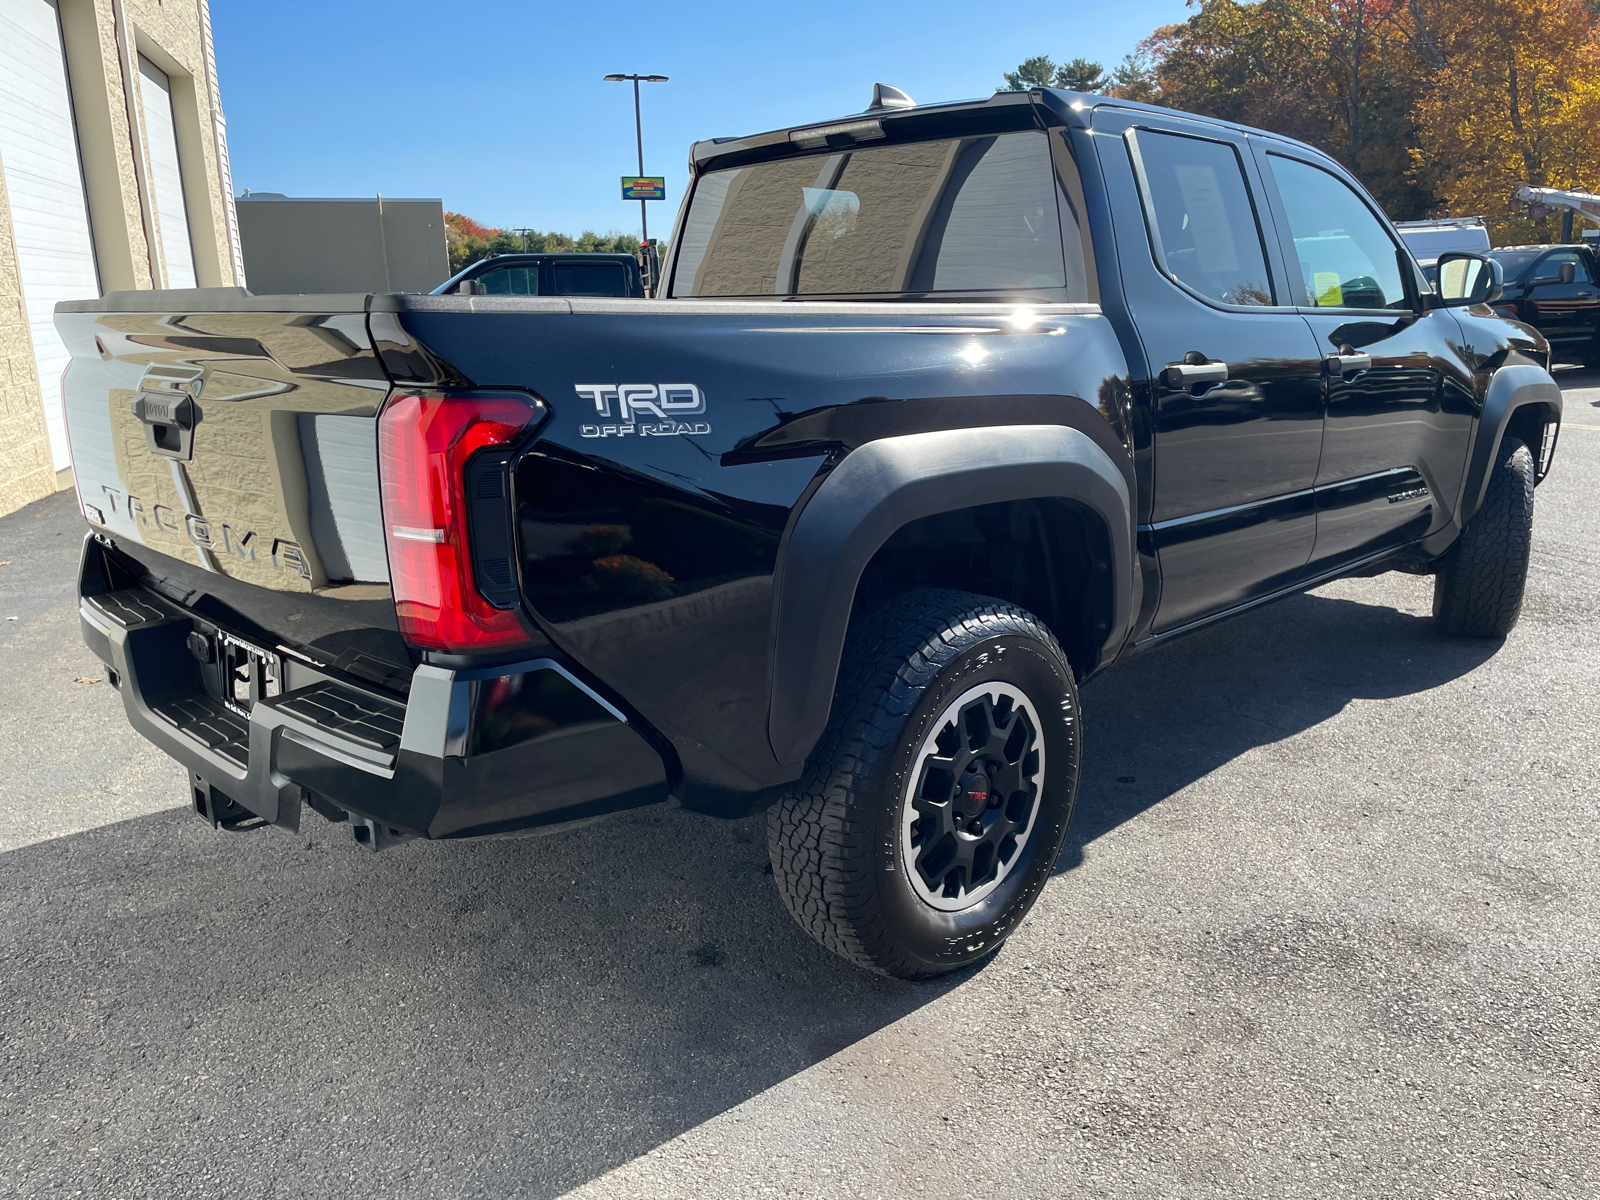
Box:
[1161,359,1228,389]
[1324,351,1372,376]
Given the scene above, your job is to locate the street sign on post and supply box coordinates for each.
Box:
[604,72,669,292]
[621,177,666,201]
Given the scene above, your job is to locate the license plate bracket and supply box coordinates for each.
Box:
[218,633,283,717]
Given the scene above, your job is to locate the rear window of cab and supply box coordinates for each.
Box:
[670,130,1092,300]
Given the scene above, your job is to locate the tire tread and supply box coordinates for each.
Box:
[767,590,1070,978]
[1433,438,1534,639]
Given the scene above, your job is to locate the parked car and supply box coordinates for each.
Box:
[1394,216,1491,267]
[55,86,1561,980]
[434,252,643,298]
[1486,244,1600,366]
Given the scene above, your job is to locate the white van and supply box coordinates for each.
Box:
[1394,216,1491,267]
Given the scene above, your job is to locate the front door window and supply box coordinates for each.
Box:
[477,266,539,295]
[1268,155,1408,311]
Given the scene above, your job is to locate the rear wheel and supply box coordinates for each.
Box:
[767,589,1081,979]
[1432,437,1534,638]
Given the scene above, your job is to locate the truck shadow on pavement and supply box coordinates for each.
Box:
[1060,583,1499,873]
[1,780,939,1198]
[0,582,1497,1200]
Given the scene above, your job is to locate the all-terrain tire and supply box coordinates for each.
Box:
[767,589,1081,979]
[1432,437,1534,638]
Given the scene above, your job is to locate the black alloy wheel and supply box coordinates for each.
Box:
[768,589,1081,979]
[904,682,1045,911]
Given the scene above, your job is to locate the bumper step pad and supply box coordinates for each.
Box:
[85,589,169,629]
[269,683,404,759]
[152,696,250,769]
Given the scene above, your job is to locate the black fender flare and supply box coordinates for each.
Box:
[766,424,1134,767]
[1458,363,1562,525]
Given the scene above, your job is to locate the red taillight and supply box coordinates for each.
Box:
[377,391,541,652]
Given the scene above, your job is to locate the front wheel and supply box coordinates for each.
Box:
[1432,437,1534,639]
[767,590,1081,979]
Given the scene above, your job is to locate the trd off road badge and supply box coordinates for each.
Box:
[575,383,711,439]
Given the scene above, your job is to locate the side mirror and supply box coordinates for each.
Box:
[1435,252,1503,306]
[1527,260,1578,288]
[457,279,486,296]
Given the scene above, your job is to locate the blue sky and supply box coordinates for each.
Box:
[212,0,1193,238]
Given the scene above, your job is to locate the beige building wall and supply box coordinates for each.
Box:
[0,169,57,513]
[0,0,242,518]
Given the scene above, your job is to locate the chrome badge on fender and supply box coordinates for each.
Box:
[574,383,711,439]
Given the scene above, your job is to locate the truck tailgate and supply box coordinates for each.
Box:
[55,296,411,694]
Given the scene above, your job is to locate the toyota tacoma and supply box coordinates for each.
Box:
[55,86,1561,978]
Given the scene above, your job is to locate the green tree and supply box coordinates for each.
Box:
[1058,57,1109,91]
[1000,54,1108,92]
[1108,47,1163,102]
[575,230,643,254]
[1002,55,1060,90]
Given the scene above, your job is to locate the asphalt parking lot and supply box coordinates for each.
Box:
[2,372,1597,1200]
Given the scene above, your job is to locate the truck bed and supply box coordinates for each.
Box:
[56,287,1130,838]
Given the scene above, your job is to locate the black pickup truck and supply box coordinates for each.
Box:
[56,87,1560,979]
[434,251,645,299]
[1485,244,1600,366]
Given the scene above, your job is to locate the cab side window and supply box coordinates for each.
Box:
[552,263,628,296]
[1539,249,1590,283]
[478,266,539,295]
[1268,155,1407,310]
[1131,130,1275,307]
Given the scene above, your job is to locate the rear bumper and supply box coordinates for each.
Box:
[78,542,669,843]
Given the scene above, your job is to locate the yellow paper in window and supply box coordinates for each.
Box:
[1313,271,1343,306]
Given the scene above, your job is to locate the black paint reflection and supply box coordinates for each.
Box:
[514,446,785,624]
[1302,308,1473,567]
[466,667,618,755]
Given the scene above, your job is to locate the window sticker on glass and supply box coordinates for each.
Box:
[1313,271,1343,306]
[1173,165,1239,275]
[1133,131,1274,307]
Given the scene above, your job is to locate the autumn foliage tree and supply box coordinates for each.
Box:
[1104,0,1436,216]
[1009,0,1600,240]
[444,212,641,274]
[1410,0,1600,242]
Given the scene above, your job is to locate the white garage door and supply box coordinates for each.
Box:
[138,55,196,290]
[0,0,101,473]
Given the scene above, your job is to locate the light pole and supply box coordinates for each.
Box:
[603,73,668,245]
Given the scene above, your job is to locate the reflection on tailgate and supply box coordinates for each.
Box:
[68,309,391,595]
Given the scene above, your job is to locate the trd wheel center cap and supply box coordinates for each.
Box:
[958,770,991,823]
